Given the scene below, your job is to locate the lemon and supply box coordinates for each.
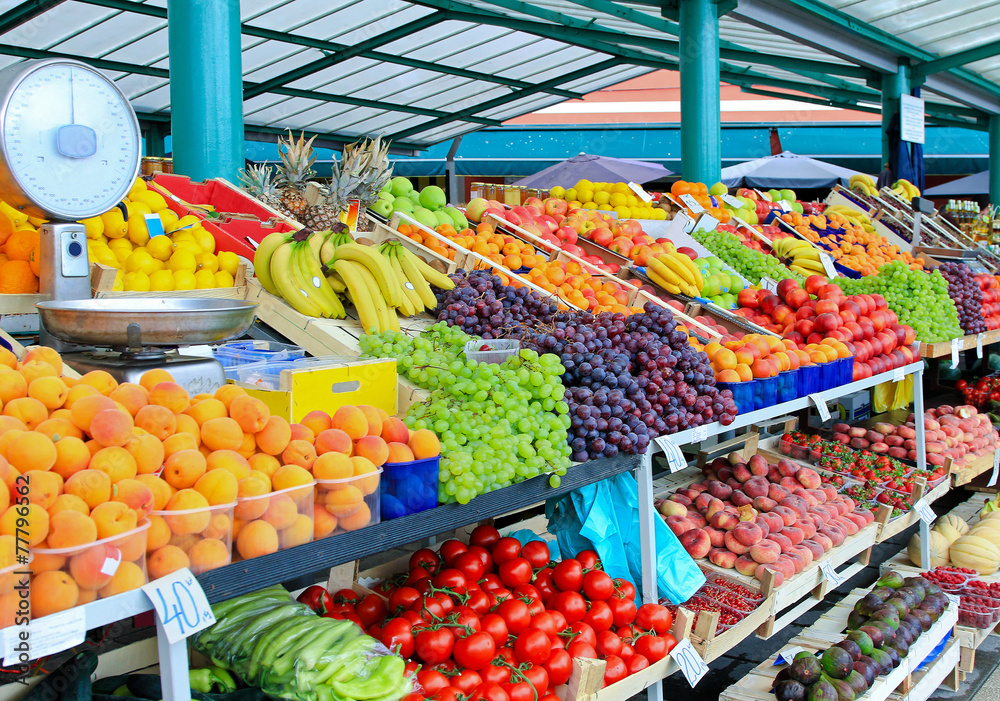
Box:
[170,229,195,242]
[193,228,215,253]
[549,186,566,199]
[149,270,175,291]
[194,270,217,289]
[217,251,239,277]
[0,201,26,227]
[146,236,174,261]
[158,209,178,227]
[125,250,155,275]
[597,204,613,211]
[594,191,611,205]
[149,258,166,271]
[129,201,152,216]
[172,270,197,290]
[564,188,577,202]
[127,214,150,246]
[113,247,131,264]
[108,238,133,251]
[127,179,147,199]
[133,190,168,212]
[574,179,593,192]
[582,202,597,210]
[173,241,202,256]
[168,250,197,273]
[81,216,104,240]
[196,252,219,273]
[123,271,150,291]
[614,206,632,219]
[577,190,594,204]
[100,210,127,239]
[95,248,119,267]
[609,192,627,207]
[170,214,200,231]
[214,270,235,288]
[112,272,124,292]
[610,182,629,194]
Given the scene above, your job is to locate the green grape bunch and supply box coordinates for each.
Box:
[691,227,803,285]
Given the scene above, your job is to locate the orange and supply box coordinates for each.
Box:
[0,260,37,294]
[4,230,38,262]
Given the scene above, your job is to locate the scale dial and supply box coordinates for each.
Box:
[0,59,140,221]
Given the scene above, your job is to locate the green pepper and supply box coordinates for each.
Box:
[269,617,357,677]
[189,666,237,694]
[111,685,132,697]
[246,617,321,682]
[332,655,406,700]
[314,636,377,685]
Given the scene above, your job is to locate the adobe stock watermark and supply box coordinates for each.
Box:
[9,472,32,682]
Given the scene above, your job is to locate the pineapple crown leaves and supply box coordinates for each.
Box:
[278,130,318,186]
[329,134,394,207]
[238,163,278,196]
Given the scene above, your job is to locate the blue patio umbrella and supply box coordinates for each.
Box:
[720,151,862,189]
[513,153,672,188]
[925,171,989,196]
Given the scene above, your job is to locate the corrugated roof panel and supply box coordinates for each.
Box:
[0,1,118,48]
[102,28,170,67]
[51,12,163,56]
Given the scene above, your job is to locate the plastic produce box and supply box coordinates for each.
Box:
[380,456,439,519]
[464,339,520,364]
[701,571,765,604]
[238,357,397,422]
[315,469,382,537]
[215,341,305,375]
[148,502,235,577]
[233,483,314,561]
[717,379,753,414]
[28,520,150,617]
[959,595,998,628]
[754,375,778,410]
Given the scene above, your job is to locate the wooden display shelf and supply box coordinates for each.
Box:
[948,449,997,488]
[918,329,1000,359]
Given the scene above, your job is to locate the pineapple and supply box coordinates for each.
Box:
[342,135,393,207]
[238,163,280,211]
[276,131,317,219]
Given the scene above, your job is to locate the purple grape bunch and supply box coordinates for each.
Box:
[938,261,986,334]
[435,270,558,338]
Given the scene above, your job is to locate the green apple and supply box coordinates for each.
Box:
[767,189,781,202]
[391,198,414,214]
[369,199,392,217]
[378,191,395,203]
[780,189,796,202]
[792,202,804,214]
[413,207,439,229]
[389,176,413,198]
[709,182,728,196]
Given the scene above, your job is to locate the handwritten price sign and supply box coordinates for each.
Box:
[672,638,708,686]
[141,567,215,644]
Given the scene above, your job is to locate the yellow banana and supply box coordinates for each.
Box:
[298,236,345,318]
[789,265,817,278]
[791,248,821,263]
[333,259,381,333]
[793,258,826,273]
[389,254,424,315]
[658,254,694,286]
[670,252,703,290]
[398,249,439,309]
[350,260,392,332]
[647,270,681,295]
[333,243,402,307]
[647,256,682,286]
[253,232,292,296]
[404,249,455,290]
[271,242,324,317]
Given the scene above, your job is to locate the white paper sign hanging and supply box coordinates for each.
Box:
[679,194,704,213]
[951,339,961,369]
[977,333,985,358]
[818,252,837,278]
[819,560,844,587]
[892,366,905,383]
[776,200,792,212]
[809,394,831,422]
[721,194,744,209]
[693,213,718,233]
[628,182,653,203]
[775,646,808,666]
[141,567,216,644]
[760,277,778,293]
[654,435,687,472]
[989,449,999,487]
[671,638,708,687]
[914,499,935,525]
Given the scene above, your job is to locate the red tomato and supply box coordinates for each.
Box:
[633,634,668,662]
[603,655,627,686]
[452,607,482,635]
[595,630,623,657]
[612,579,637,601]
[544,649,573,687]
[576,550,600,570]
[356,594,388,627]
[552,559,583,592]
[566,640,597,659]
[389,586,421,613]
[470,524,501,550]
[551,591,587,623]
[411,574,434,592]
[480,613,509,647]
[482,665,511,686]
[627,654,649,674]
[534,568,557,600]
[467,545,494,574]
[635,604,672,634]
[409,548,442,575]
[609,596,637,628]
[479,573,504,593]
[491,537,522,564]
[520,540,551,568]
[550,636,565,650]
[454,552,487,582]
[332,588,360,604]
[495,599,532,634]
[583,600,613,632]
[401,694,426,701]
[620,642,634,659]
[470,682,509,701]
[522,664,550,695]
[296,585,333,615]
[514,628,552,665]
[417,670,451,695]
[549,611,567,631]
[661,633,677,653]
[512,584,542,604]
[433,569,468,590]
[401,610,424,625]
[452,670,483,694]
[380,618,414,658]
[466,589,492,616]
[430,687,459,701]
[367,623,383,639]
[494,647,516,665]
[582,570,614,601]
[503,681,536,701]
[530,611,559,638]
[453,631,497,670]
[415,627,456,665]
[499,558,533,588]
[440,539,468,566]
[416,595,449,620]
[541,694,560,701]
[567,621,596,647]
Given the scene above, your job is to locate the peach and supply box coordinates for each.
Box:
[133,404,177,440]
[811,532,834,551]
[354,435,388,466]
[185,397,227,426]
[755,564,784,587]
[313,504,338,539]
[723,530,751,555]
[800,539,826,559]
[705,498,726,520]
[315,429,352,456]
[7,431,56,473]
[796,468,822,490]
[90,446,137,483]
[22,346,63,375]
[680,529,711,558]
[710,510,739,531]
[782,526,805,546]
[750,539,780,564]
[734,554,759,576]
[31,570,79,618]
[665,515,692,536]
[206,449,250,480]
[704,526,726,548]
[162,449,205,489]
[771,505,797,527]
[732,521,763,547]
[91,501,137,539]
[313,452,353,481]
[200,417,242,452]
[409,429,440,459]
[27,376,68,410]
[351,456,379,495]
[385,442,414,464]
[4,397,47,429]
[686,511,708,529]
[64,469,112,510]
[281,439,316,470]
[657,500,687,519]
[325,485,363,517]
[235,476,270,520]
[247,452,279,478]
[772,556,797,580]
[25,470,63,510]
[255,415,291,455]
[98,560,144,596]
[705,480,732,501]
[89,409,134,448]
[331,406,368,440]
[148,382,190,414]
[791,544,814,567]
[743,476,769,499]
[163,489,211,534]
[289,423,314,443]
[47,510,97,549]
[753,496,777,513]
[194,469,238,506]
[48,494,89,517]
[730,490,753,508]
[709,547,739,569]
[236,520,278,559]
[136,474,172,511]
[112,479,155,519]
[188,538,229,574]
[108,383,148,416]
[770,532,793,553]
[694,492,714,513]
[300,410,331,437]
[202,511,232,541]
[767,484,790,503]
[381,417,409,444]
[146,514,170,552]
[147,544,190,579]
[338,502,371,531]
[278,513,313,549]
[213,383,246,410]
[732,463,752,483]
[78,370,117,396]
[68,542,119,589]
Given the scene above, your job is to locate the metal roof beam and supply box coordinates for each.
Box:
[738,86,881,115]
[0,43,168,77]
[387,58,622,142]
[75,0,583,99]
[912,40,1000,81]
[0,0,67,34]
[243,13,446,99]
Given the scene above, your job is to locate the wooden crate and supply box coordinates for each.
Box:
[919,330,1000,359]
[948,449,997,488]
[689,573,774,662]
[90,262,249,300]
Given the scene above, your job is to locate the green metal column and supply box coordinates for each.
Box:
[881,64,909,166]
[167,0,244,181]
[679,0,721,185]
[990,115,1000,205]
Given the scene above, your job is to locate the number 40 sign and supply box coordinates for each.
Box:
[141,567,215,643]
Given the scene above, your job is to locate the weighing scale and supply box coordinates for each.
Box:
[0,58,257,393]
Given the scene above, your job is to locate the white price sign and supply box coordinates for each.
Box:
[775,646,807,666]
[760,276,778,293]
[755,189,773,202]
[721,194,744,209]
[892,366,906,383]
[3,607,85,665]
[679,194,704,213]
[654,435,687,472]
[693,213,718,233]
[628,182,653,203]
[945,592,961,608]
[776,200,791,212]
[819,560,844,587]
[809,394,831,422]
[818,252,838,278]
[989,449,999,488]
[141,567,215,644]
[671,637,709,687]
[951,338,961,369]
[978,333,985,359]
[914,499,935,525]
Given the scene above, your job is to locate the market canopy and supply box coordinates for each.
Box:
[925,171,989,196]
[720,151,861,189]
[1,0,1000,149]
[513,153,672,188]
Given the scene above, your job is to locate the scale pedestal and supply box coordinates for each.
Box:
[62,349,225,395]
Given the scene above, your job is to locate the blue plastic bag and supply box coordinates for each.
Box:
[545,472,704,604]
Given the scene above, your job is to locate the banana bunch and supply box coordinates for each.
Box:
[849,173,879,197]
[980,494,1000,516]
[254,228,455,333]
[826,204,877,233]
[891,178,921,199]
[773,237,827,278]
[647,251,703,296]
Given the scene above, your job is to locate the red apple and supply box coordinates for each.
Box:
[785,288,810,310]
[544,198,568,216]
[738,288,759,309]
[677,247,698,260]
[593,228,613,247]
[804,275,826,295]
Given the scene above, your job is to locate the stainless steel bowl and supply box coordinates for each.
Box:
[35,298,258,347]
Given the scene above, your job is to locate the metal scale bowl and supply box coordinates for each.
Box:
[0,58,257,393]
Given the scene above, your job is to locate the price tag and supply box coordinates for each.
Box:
[818,252,838,277]
[989,449,999,488]
[754,189,773,202]
[692,213,718,233]
[945,592,961,608]
[893,366,906,383]
[809,394,831,422]
[776,200,791,212]
[679,194,704,213]
[3,607,86,665]
[775,646,807,666]
[144,213,166,238]
[671,637,708,687]
[628,182,653,203]
[654,435,687,472]
[951,338,961,369]
[914,499,935,525]
[977,333,985,359]
[819,560,844,587]
[693,425,708,442]
[141,567,215,644]
[721,194,744,209]
[760,276,778,293]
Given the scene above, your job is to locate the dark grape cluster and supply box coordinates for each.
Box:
[435,270,559,338]
[520,302,738,461]
[938,261,986,334]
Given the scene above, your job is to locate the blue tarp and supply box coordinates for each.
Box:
[925,170,989,196]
